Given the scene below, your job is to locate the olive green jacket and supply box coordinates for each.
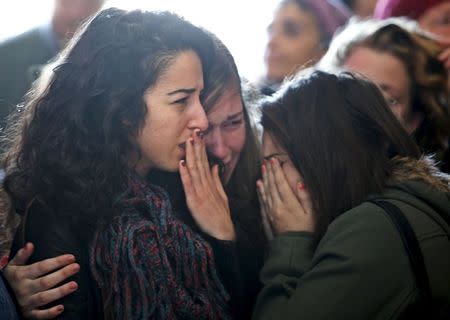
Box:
[253,158,450,319]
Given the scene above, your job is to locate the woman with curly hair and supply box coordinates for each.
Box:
[319,18,450,172]
[0,7,259,319]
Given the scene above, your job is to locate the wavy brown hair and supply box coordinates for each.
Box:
[1,8,214,236]
[320,18,450,169]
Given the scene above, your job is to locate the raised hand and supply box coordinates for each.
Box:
[3,243,79,319]
[179,130,235,240]
[256,158,315,234]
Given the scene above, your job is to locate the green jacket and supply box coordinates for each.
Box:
[253,159,450,319]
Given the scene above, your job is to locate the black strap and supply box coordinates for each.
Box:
[369,199,432,302]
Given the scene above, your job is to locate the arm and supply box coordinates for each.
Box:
[179,131,250,316]
[252,206,412,320]
[253,158,410,319]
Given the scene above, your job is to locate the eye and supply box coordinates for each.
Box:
[435,14,450,26]
[283,21,301,37]
[386,96,399,107]
[173,96,189,105]
[223,119,243,130]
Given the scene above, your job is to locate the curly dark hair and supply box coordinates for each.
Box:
[1,8,214,234]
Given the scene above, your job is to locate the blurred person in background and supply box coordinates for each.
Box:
[374,0,450,69]
[258,0,350,96]
[319,18,450,173]
[337,0,377,18]
[0,0,105,126]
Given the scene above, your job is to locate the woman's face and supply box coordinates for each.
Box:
[204,88,246,184]
[343,46,421,133]
[419,2,450,41]
[264,1,323,83]
[261,131,302,195]
[134,50,208,175]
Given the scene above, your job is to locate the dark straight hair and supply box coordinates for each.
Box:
[260,70,421,236]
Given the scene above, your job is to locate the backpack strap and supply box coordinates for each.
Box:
[368,199,432,302]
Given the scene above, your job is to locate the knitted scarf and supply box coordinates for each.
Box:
[89,173,231,319]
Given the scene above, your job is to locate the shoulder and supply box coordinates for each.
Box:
[0,28,43,52]
[315,201,406,269]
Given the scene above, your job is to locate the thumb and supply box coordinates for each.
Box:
[9,242,34,266]
[212,164,227,201]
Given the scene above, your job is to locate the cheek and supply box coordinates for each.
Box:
[226,127,246,155]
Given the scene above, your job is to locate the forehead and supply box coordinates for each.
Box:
[420,2,450,22]
[206,89,243,124]
[262,131,284,155]
[274,2,312,23]
[148,50,203,93]
[344,46,410,95]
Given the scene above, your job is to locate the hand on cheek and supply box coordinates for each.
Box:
[256,158,315,234]
[179,130,235,240]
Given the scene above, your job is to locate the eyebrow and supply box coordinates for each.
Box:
[263,152,287,160]
[167,88,196,96]
[225,111,244,121]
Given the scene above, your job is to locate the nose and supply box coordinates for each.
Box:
[266,28,279,52]
[204,128,229,161]
[189,100,209,132]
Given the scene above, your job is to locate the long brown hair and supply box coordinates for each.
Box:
[260,71,421,236]
[202,34,261,203]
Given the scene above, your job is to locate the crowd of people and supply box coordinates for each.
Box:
[0,0,449,319]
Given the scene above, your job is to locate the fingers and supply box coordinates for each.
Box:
[25,254,77,280]
[30,262,80,293]
[257,185,274,240]
[184,130,216,196]
[439,48,450,68]
[270,158,295,201]
[193,129,210,176]
[257,178,271,222]
[185,135,204,193]
[212,164,227,201]
[27,280,78,310]
[296,182,313,216]
[261,162,272,209]
[179,159,194,198]
[9,242,34,266]
[27,305,65,320]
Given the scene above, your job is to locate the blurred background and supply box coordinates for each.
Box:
[0,0,279,81]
